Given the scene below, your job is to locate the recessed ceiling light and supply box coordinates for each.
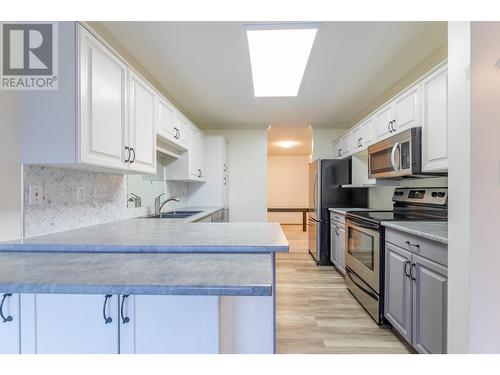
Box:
[277,140,298,149]
[246,24,318,97]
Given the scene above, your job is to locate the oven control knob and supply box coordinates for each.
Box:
[437,192,446,198]
[431,192,438,197]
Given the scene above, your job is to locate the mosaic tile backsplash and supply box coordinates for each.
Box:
[23,166,188,238]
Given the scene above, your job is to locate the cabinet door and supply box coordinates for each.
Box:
[22,294,119,354]
[176,115,190,148]
[330,222,338,266]
[336,226,346,274]
[332,139,342,159]
[0,293,20,353]
[393,84,421,134]
[129,72,157,174]
[373,103,394,140]
[359,116,374,148]
[412,254,447,354]
[189,128,207,180]
[157,97,177,143]
[120,295,219,354]
[79,27,128,171]
[384,243,412,343]
[421,65,448,172]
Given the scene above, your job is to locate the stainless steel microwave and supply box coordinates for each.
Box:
[368,127,445,179]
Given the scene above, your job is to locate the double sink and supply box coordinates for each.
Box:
[146,211,203,219]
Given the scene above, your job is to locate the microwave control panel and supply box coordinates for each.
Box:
[401,141,410,170]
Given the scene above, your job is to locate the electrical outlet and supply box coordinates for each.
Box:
[76,186,86,203]
[28,184,43,205]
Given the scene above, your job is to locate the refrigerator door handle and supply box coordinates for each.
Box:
[313,172,318,214]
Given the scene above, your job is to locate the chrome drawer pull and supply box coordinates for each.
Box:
[405,240,420,249]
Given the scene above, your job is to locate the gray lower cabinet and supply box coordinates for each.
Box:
[384,244,412,343]
[384,236,447,354]
[412,254,447,354]
[0,292,20,354]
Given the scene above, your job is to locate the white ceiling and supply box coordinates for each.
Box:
[101,21,447,128]
[267,125,312,156]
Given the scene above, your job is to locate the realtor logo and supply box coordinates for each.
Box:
[0,22,58,90]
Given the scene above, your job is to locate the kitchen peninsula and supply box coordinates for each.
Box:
[0,213,288,354]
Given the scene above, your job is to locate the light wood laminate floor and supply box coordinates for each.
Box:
[276,225,411,354]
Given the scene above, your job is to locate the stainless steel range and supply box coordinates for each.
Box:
[344,187,448,324]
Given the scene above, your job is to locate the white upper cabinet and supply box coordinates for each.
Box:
[350,116,374,152]
[189,126,207,180]
[21,23,203,176]
[188,136,229,208]
[79,26,128,171]
[128,72,157,174]
[421,64,448,172]
[392,84,421,135]
[175,114,190,149]
[165,122,207,182]
[374,103,394,141]
[157,97,178,143]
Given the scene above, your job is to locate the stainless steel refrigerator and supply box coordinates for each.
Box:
[308,158,368,265]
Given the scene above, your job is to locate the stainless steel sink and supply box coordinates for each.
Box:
[146,211,203,219]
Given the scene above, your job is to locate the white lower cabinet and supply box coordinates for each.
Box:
[0,293,20,354]
[120,295,219,354]
[20,294,119,354]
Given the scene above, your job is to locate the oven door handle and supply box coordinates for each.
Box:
[390,142,400,172]
[346,269,379,300]
[345,217,380,231]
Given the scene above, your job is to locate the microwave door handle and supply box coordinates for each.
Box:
[390,142,400,172]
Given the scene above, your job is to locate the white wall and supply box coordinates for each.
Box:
[447,21,471,354]
[311,127,348,160]
[468,22,500,353]
[267,155,309,224]
[204,128,267,222]
[0,92,21,241]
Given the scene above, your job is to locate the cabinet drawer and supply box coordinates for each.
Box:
[385,228,447,267]
[329,211,345,225]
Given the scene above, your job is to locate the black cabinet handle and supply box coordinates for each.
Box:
[103,295,113,324]
[224,164,227,172]
[130,148,136,164]
[410,263,416,281]
[0,293,13,323]
[403,261,411,278]
[124,146,130,163]
[388,121,392,133]
[405,240,420,249]
[391,120,396,133]
[120,295,130,324]
[198,169,202,178]
[224,177,227,185]
[177,128,181,139]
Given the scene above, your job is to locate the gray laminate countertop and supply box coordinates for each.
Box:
[382,221,448,245]
[328,207,372,215]
[0,252,273,296]
[0,220,288,253]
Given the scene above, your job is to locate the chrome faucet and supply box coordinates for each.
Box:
[154,193,180,215]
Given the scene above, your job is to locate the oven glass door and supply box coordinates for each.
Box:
[345,220,380,293]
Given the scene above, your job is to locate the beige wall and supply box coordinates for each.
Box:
[267,155,309,224]
[0,92,21,240]
[204,128,268,222]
